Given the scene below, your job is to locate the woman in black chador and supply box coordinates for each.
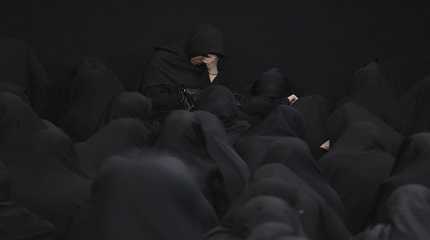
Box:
[140,24,225,119]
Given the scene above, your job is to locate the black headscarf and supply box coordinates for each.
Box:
[68,150,219,240]
[141,24,225,91]
[320,122,397,233]
[0,92,90,238]
[195,85,250,144]
[221,163,351,240]
[251,68,292,98]
[235,136,345,218]
[377,133,430,206]
[156,110,249,215]
[74,118,152,179]
[350,61,401,132]
[59,57,125,141]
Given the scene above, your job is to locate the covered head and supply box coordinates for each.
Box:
[252,68,292,98]
[185,24,225,58]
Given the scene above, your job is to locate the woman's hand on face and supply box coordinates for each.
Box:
[287,94,299,105]
[203,54,219,71]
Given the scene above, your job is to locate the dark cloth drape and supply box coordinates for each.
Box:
[0,160,56,240]
[235,136,345,219]
[292,95,331,158]
[327,102,403,157]
[0,38,49,117]
[377,133,430,207]
[59,58,125,141]
[246,105,305,139]
[355,185,430,240]
[0,92,90,238]
[349,61,430,135]
[68,151,219,240]
[320,122,397,233]
[195,85,250,144]
[212,163,350,240]
[155,110,250,216]
[73,118,152,179]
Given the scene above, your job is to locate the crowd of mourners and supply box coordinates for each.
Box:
[1,24,430,240]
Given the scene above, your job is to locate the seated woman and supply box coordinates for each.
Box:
[208,163,350,240]
[320,122,398,234]
[68,151,220,240]
[240,68,298,125]
[0,92,91,238]
[240,67,331,158]
[355,133,430,239]
[140,24,226,120]
[59,58,152,141]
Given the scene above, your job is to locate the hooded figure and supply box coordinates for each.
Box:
[68,150,219,240]
[355,185,430,240]
[320,122,397,233]
[0,92,91,238]
[59,57,125,141]
[241,68,293,124]
[0,38,49,117]
[155,110,250,216]
[140,24,225,117]
[195,85,250,144]
[216,163,351,240]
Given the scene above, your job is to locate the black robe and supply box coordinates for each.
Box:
[155,110,250,216]
[73,118,152,179]
[140,24,226,117]
[0,38,49,117]
[59,57,125,141]
[68,150,219,240]
[210,163,351,240]
[0,92,90,238]
[0,160,56,240]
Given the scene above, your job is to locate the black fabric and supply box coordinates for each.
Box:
[0,92,90,238]
[356,185,430,240]
[378,133,430,204]
[377,185,430,240]
[327,102,403,157]
[74,118,152,179]
[59,57,125,141]
[399,76,430,134]
[239,68,294,124]
[195,85,250,144]
[0,38,49,117]
[246,105,305,139]
[0,161,56,240]
[185,24,225,58]
[251,68,292,98]
[156,110,249,215]
[292,95,331,158]
[350,61,400,131]
[140,24,225,115]
[320,122,397,233]
[221,163,351,240]
[68,151,219,240]
[105,91,152,122]
[222,195,306,239]
[235,136,345,218]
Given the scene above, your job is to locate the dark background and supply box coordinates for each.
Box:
[1,1,429,101]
